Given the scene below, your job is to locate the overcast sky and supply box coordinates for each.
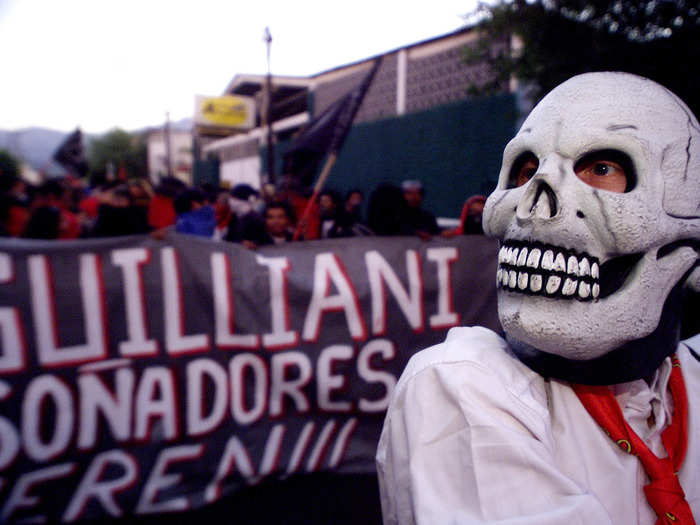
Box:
[0,0,477,134]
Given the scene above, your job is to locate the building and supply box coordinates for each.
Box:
[198,27,518,218]
[147,127,194,185]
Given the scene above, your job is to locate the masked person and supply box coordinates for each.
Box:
[377,72,700,524]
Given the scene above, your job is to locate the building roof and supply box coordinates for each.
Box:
[310,26,475,79]
[223,26,476,106]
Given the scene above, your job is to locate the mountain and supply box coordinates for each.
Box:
[0,118,193,178]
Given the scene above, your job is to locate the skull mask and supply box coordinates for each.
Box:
[483,72,699,384]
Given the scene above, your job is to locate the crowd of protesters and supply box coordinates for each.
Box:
[0,171,485,246]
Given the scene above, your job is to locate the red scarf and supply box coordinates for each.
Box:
[573,356,695,524]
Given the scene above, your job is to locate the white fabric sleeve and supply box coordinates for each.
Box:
[376,328,614,525]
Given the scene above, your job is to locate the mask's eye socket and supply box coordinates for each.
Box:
[507,152,539,188]
[574,150,635,193]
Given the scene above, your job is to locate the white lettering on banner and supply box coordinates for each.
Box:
[205,435,256,503]
[317,345,353,412]
[306,420,337,472]
[328,418,359,467]
[136,444,204,514]
[212,253,260,349]
[0,417,361,520]
[22,375,74,462]
[357,338,397,412]
[229,353,267,425]
[259,424,285,476]
[0,380,20,470]
[303,253,366,342]
[161,247,209,355]
[63,449,138,522]
[256,255,298,349]
[0,253,26,373]
[306,420,336,472]
[186,358,228,436]
[177,419,358,504]
[2,243,470,369]
[287,421,315,474]
[0,253,12,281]
[77,368,135,450]
[1,462,76,522]
[269,351,312,417]
[0,236,493,520]
[112,248,158,357]
[29,254,107,367]
[0,310,25,374]
[0,345,397,465]
[134,367,178,441]
[427,247,460,329]
[365,249,423,335]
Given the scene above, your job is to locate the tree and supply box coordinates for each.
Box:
[87,128,148,179]
[0,149,20,179]
[464,0,700,115]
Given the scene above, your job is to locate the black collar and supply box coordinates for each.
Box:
[508,283,683,385]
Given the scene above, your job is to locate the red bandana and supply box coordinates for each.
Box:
[573,356,695,524]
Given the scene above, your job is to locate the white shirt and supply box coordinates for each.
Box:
[376,327,700,525]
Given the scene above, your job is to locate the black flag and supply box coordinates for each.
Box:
[284,57,382,185]
[53,128,89,177]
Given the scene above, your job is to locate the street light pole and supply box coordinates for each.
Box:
[263,27,275,186]
[164,111,173,180]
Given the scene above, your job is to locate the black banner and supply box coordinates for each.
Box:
[0,234,499,522]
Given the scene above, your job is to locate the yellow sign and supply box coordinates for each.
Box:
[195,95,255,129]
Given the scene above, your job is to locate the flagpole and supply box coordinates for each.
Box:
[263,27,275,186]
[288,57,382,241]
[292,152,337,241]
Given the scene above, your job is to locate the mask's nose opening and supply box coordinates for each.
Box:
[517,181,558,220]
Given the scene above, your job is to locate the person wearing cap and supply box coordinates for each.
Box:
[401,179,440,239]
[223,184,266,245]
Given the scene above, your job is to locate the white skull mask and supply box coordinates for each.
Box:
[483,72,700,362]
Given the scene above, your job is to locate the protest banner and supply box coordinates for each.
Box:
[0,234,499,522]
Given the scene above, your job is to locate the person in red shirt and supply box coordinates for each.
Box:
[148,177,184,230]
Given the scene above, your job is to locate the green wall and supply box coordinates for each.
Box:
[335,93,517,217]
[193,157,220,186]
[271,92,518,218]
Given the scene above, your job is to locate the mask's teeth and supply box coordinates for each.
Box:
[526,248,541,268]
[517,247,528,267]
[553,252,567,273]
[562,277,577,296]
[541,250,554,271]
[578,281,591,299]
[546,275,561,294]
[510,247,519,266]
[498,241,600,302]
[579,257,591,277]
[518,271,529,290]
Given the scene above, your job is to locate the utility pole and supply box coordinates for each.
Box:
[164,111,173,180]
[263,27,275,186]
